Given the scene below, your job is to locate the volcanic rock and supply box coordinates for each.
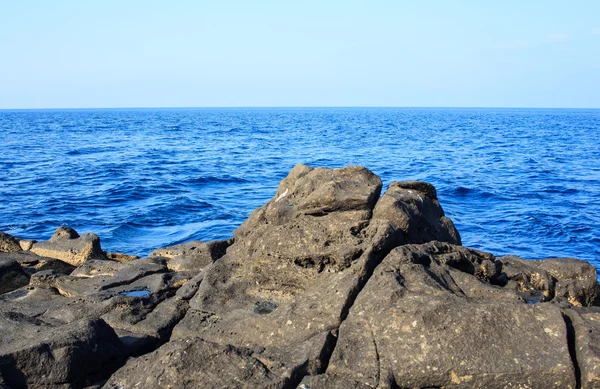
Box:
[113,165,468,387]
[1,250,75,276]
[0,257,29,294]
[151,238,232,271]
[563,307,600,389]
[499,255,600,306]
[301,242,576,388]
[0,317,124,388]
[0,232,21,253]
[105,252,139,263]
[30,227,107,266]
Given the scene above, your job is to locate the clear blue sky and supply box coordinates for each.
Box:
[1,1,599,108]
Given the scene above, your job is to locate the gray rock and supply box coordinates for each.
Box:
[104,296,188,343]
[151,239,232,271]
[51,226,80,240]
[367,180,462,246]
[1,251,75,276]
[30,227,107,266]
[174,269,205,300]
[563,307,600,389]
[309,242,576,388]
[103,338,283,389]
[105,252,139,263]
[52,256,167,297]
[3,165,599,388]
[104,332,335,389]
[0,256,196,385]
[0,317,124,388]
[29,269,66,288]
[173,166,387,346]
[499,255,599,306]
[0,285,67,322]
[299,374,372,389]
[164,165,462,387]
[70,259,126,278]
[0,257,29,295]
[0,232,21,253]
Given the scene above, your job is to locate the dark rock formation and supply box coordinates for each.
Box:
[0,232,21,253]
[301,242,576,388]
[0,257,29,294]
[0,317,124,388]
[499,255,600,306]
[563,307,600,389]
[0,165,598,388]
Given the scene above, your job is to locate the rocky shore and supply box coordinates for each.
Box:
[1,164,599,389]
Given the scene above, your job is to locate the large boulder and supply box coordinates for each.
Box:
[0,317,124,388]
[110,165,464,387]
[302,242,577,388]
[30,226,107,266]
[0,232,21,253]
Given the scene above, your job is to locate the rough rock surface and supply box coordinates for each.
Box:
[500,255,600,306]
[0,232,22,253]
[1,251,75,276]
[30,227,107,266]
[302,242,576,388]
[106,165,478,389]
[151,238,232,271]
[1,165,598,388]
[0,317,124,388]
[105,252,139,263]
[0,256,29,294]
[0,241,197,387]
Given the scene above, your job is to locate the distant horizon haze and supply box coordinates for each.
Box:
[1,1,599,109]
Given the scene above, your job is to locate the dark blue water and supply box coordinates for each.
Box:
[1,108,599,268]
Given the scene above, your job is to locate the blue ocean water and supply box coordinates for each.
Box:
[0,108,599,269]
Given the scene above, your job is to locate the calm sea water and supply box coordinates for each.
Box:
[0,108,598,269]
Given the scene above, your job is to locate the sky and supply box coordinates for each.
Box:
[0,1,599,109]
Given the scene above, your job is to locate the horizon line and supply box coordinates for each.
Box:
[1,105,600,111]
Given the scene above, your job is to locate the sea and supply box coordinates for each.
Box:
[0,108,598,270]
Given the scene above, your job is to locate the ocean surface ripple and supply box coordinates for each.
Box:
[1,108,598,268]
